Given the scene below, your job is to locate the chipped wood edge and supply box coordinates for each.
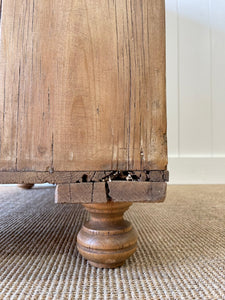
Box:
[0,170,169,184]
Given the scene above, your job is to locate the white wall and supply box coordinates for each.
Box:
[166,0,225,183]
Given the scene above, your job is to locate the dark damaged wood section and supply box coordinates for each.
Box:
[55,182,167,204]
[0,170,169,184]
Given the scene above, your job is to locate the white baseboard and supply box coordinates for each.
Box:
[168,157,225,184]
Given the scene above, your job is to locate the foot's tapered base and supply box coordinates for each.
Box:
[18,184,34,189]
[77,202,137,268]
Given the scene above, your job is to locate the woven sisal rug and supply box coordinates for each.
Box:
[0,185,224,299]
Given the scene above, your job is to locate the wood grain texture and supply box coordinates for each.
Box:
[77,202,138,268]
[55,183,93,203]
[107,181,167,202]
[0,0,53,171]
[0,0,167,173]
[55,182,167,203]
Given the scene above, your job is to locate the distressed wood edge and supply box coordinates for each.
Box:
[0,170,169,184]
[55,182,167,204]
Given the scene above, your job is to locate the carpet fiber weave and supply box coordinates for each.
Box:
[0,185,224,299]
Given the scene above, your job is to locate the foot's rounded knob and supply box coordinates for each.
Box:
[77,202,137,268]
[18,184,34,189]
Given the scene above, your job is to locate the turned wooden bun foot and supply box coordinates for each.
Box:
[77,202,138,268]
[18,184,34,189]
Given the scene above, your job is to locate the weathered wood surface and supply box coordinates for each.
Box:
[0,170,169,184]
[55,182,167,203]
[107,182,167,202]
[0,0,53,171]
[55,183,94,204]
[0,0,167,173]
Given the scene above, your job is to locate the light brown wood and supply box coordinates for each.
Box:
[0,0,167,173]
[0,1,167,269]
[0,0,53,171]
[77,202,137,268]
[55,182,167,204]
[55,183,93,203]
[107,181,167,202]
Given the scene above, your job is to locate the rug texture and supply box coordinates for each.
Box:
[0,185,224,300]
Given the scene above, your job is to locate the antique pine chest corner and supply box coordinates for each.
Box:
[0,0,168,268]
